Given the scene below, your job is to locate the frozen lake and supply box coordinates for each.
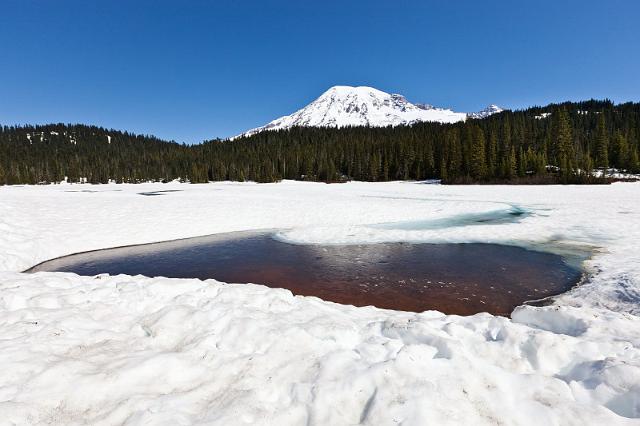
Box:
[3,181,640,424]
[29,231,582,316]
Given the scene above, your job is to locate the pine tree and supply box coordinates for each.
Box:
[612,131,628,170]
[500,116,512,178]
[487,130,498,176]
[440,158,448,181]
[461,125,473,176]
[470,126,487,179]
[508,146,517,179]
[447,129,462,178]
[629,148,640,173]
[552,107,574,181]
[382,155,390,181]
[536,151,548,175]
[517,147,526,177]
[581,151,593,181]
[594,114,609,170]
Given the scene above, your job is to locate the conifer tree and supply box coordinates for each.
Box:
[500,116,512,178]
[440,158,448,181]
[536,151,548,175]
[581,151,593,181]
[447,129,462,178]
[517,147,526,177]
[487,130,498,176]
[508,146,517,179]
[612,131,628,170]
[629,148,640,173]
[470,126,487,179]
[552,107,574,181]
[595,114,609,170]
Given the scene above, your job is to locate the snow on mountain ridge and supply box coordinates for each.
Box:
[467,104,504,119]
[236,86,502,139]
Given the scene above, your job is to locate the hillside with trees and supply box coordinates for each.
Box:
[1,100,639,185]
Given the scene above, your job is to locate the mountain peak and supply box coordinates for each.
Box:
[468,104,504,119]
[235,86,501,139]
[323,85,387,94]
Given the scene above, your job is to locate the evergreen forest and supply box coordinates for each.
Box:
[1,100,639,185]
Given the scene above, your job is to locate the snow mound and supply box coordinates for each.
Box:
[1,272,639,424]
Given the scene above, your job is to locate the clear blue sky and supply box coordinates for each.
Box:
[1,0,638,143]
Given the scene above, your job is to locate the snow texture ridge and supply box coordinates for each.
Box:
[237,86,501,138]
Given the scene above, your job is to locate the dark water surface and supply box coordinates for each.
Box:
[29,232,582,316]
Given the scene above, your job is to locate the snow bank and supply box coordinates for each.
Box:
[1,181,639,424]
[1,272,638,424]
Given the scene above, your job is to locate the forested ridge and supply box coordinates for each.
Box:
[1,100,639,185]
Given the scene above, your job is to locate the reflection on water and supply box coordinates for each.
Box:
[29,231,582,316]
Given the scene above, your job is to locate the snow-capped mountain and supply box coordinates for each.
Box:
[236,86,502,138]
[467,104,504,119]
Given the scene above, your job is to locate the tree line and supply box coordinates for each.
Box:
[1,100,639,185]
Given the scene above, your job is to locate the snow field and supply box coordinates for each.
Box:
[0,180,639,424]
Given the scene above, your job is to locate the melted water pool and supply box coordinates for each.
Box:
[371,206,530,231]
[28,231,583,316]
